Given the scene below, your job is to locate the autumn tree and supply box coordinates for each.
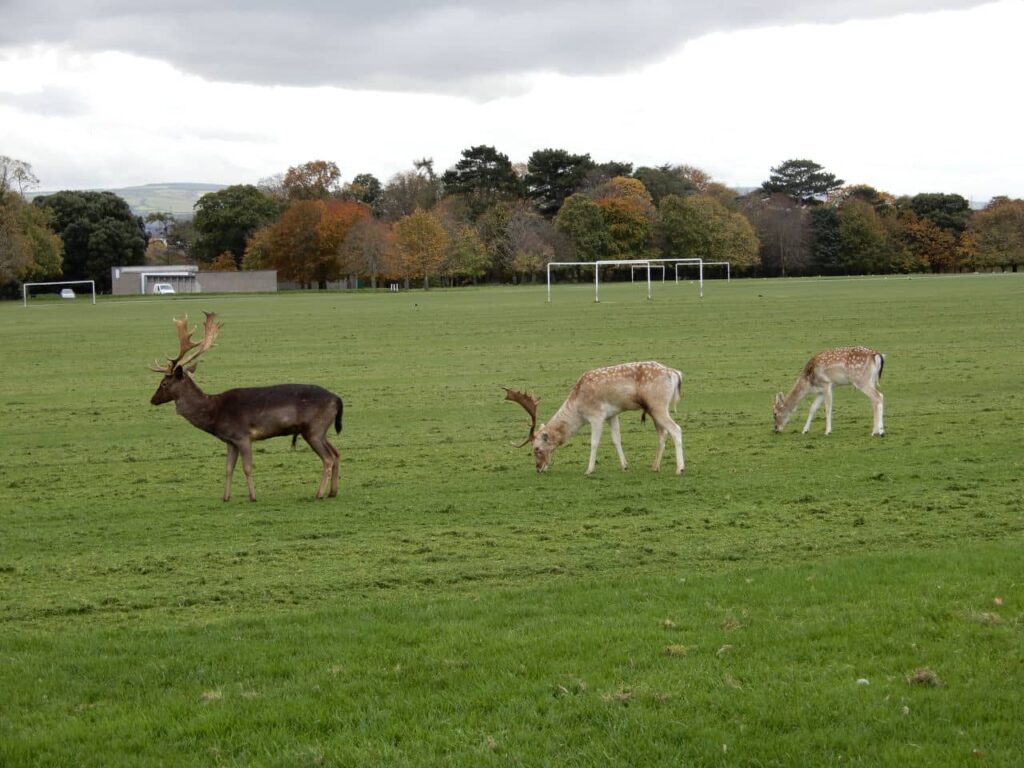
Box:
[970,197,1024,272]
[264,200,370,288]
[592,177,655,258]
[744,194,811,276]
[393,209,448,288]
[379,166,442,221]
[507,205,559,282]
[760,159,844,205]
[283,160,343,201]
[33,190,145,290]
[340,216,391,288]
[192,184,281,266]
[524,148,594,218]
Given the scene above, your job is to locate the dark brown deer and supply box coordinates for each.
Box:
[149,312,344,501]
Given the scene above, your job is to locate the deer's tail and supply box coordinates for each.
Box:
[334,396,344,434]
[877,353,886,383]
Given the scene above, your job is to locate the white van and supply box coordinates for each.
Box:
[152,283,176,295]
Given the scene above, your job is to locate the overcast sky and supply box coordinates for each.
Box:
[2,0,1021,201]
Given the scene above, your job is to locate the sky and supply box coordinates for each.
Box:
[1,0,1021,203]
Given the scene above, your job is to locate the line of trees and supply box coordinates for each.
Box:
[3,152,1023,296]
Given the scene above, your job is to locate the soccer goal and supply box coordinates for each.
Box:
[546,257,728,302]
[22,280,97,306]
[547,260,658,303]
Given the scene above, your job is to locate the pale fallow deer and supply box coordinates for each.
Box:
[149,312,344,501]
[505,361,685,475]
[773,346,885,436]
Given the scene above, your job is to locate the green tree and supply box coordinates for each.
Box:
[837,198,889,273]
[808,206,843,274]
[760,159,844,205]
[524,148,594,218]
[904,192,971,236]
[33,190,145,290]
[970,197,1024,272]
[344,173,383,210]
[1,195,63,285]
[657,194,757,270]
[443,224,490,285]
[553,193,610,262]
[632,165,696,205]
[442,145,521,219]
[192,184,281,266]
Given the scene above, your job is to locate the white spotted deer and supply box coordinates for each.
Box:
[149,312,344,501]
[773,346,885,436]
[505,361,685,475]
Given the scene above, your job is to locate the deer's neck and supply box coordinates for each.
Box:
[780,377,812,417]
[547,398,586,445]
[174,380,219,434]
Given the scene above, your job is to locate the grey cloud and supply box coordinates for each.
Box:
[0,1,991,95]
[0,86,89,117]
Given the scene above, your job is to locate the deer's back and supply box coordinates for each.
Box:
[212,384,340,441]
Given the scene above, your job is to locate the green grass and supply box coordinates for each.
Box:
[2,275,1022,766]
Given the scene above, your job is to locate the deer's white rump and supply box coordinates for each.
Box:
[505,361,686,475]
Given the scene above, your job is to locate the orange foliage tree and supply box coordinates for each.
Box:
[264,200,370,288]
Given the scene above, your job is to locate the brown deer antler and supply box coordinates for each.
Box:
[148,312,221,373]
[503,387,540,447]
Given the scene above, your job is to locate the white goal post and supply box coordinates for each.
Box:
[546,257,729,302]
[22,280,97,306]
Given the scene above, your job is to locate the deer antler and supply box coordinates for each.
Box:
[148,312,222,373]
[503,387,540,447]
[177,312,221,369]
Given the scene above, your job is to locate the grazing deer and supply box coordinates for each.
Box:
[773,346,885,436]
[149,312,344,501]
[505,361,685,475]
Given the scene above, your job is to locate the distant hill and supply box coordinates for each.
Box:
[31,182,226,218]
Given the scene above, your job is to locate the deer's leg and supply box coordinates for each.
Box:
[608,415,629,470]
[238,440,256,502]
[586,419,605,475]
[326,440,340,496]
[856,384,885,436]
[303,433,336,499]
[652,411,685,474]
[803,393,824,433]
[224,443,239,502]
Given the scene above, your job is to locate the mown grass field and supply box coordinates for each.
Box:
[1,274,1022,766]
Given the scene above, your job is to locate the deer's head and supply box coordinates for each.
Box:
[504,388,559,473]
[772,392,789,432]
[149,312,221,405]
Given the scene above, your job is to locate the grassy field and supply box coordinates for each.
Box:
[1,274,1022,766]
